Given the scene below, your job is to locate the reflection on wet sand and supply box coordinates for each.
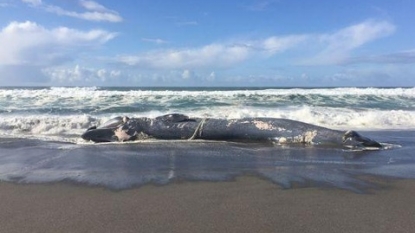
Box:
[0,131,414,193]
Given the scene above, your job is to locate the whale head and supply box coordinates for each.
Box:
[81,127,117,142]
[82,116,129,142]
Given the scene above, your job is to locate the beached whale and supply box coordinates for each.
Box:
[81,114,382,149]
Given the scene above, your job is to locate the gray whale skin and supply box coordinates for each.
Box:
[81,114,382,149]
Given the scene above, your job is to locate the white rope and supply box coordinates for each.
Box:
[188,118,207,140]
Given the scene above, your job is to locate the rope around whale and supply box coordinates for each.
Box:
[188,118,207,140]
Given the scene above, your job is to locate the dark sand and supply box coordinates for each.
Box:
[1,177,415,233]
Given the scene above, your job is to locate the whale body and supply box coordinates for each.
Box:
[81,114,382,149]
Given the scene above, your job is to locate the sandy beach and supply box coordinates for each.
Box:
[1,176,415,233]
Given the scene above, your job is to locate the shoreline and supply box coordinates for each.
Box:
[1,176,415,233]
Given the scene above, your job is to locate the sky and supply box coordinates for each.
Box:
[0,0,414,87]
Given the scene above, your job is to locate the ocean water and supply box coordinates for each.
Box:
[0,86,414,192]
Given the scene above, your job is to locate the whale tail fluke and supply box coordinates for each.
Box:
[343,130,382,149]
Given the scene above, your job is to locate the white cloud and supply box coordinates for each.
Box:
[22,0,41,6]
[181,69,193,79]
[141,38,169,45]
[114,20,394,71]
[44,65,122,83]
[114,35,306,70]
[252,35,309,54]
[115,20,394,71]
[115,44,250,69]
[207,71,216,81]
[0,21,117,66]
[303,20,396,65]
[0,21,116,84]
[22,0,122,22]
[44,5,122,22]
[176,21,198,26]
[79,0,108,12]
[245,0,279,11]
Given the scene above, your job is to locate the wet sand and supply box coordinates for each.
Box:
[1,177,415,233]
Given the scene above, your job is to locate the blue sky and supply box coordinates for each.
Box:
[0,0,414,86]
